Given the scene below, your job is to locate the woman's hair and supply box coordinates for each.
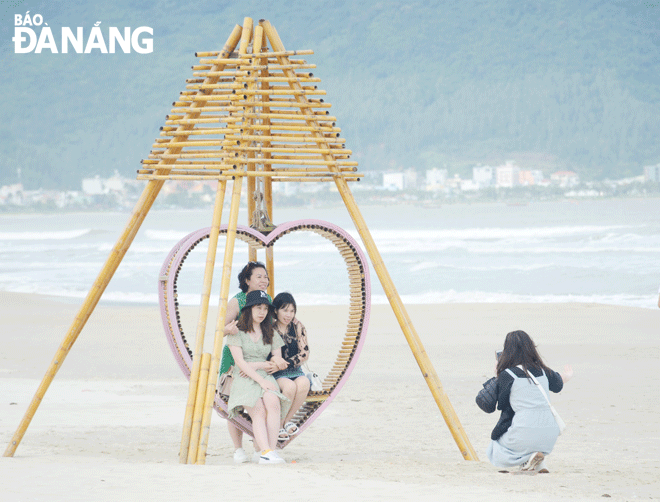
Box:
[237,304,274,344]
[272,292,297,314]
[237,261,267,293]
[496,330,551,377]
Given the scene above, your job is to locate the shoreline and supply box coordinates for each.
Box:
[2,194,660,216]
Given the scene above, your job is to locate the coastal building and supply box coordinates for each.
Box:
[472,166,494,188]
[495,161,520,187]
[82,171,125,195]
[460,179,479,191]
[425,168,448,191]
[518,169,544,186]
[550,171,580,187]
[644,163,660,182]
[0,183,24,205]
[383,168,417,191]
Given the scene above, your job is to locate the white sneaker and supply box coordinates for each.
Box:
[252,451,261,463]
[536,460,549,473]
[258,449,285,464]
[520,452,544,472]
[233,448,249,464]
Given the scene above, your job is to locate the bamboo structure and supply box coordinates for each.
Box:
[4,17,477,463]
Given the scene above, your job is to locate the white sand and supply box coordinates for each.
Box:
[1,292,658,501]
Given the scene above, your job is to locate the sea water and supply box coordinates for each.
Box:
[0,198,658,309]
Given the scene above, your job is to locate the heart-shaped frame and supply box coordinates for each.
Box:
[158,220,371,447]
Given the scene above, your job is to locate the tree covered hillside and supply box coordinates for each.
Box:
[1,0,659,189]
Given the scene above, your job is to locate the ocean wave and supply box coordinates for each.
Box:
[152,289,659,309]
[0,229,92,240]
[367,224,640,242]
[372,291,657,310]
[144,230,191,241]
[0,283,654,309]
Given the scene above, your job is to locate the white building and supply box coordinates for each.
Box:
[425,168,448,191]
[460,179,479,191]
[518,169,545,186]
[550,171,580,187]
[496,161,520,187]
[472,166,494,187]
[0,184,24,205]
[82,171,127,196]
[81,176,105,195]
[644,163,660,182]
[383,168,417,191]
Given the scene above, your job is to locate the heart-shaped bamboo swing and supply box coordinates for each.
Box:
[158,220,371,445]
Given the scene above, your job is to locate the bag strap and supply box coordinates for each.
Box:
[516,365,553,406]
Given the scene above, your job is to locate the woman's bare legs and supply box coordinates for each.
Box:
[263,392,281,450]
[277,376,310,426]
[228,421,243,449]
[245,392,281,451]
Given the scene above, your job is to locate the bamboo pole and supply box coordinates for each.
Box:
[258,32,275,294]
[261,19,478,461]
[242,159,357,166]
[3,178,164,458]
[226,134,343,143]
[195,175,244,464]
[335,173,477,462]
[198,49,313,59]
[136,172,362,182]
[186,352,212,463]
[231,63,316,71]
[246,124,341,133]
[240,112,337,121]
[170,106,243,113]
[236,76,322,83]
[243,21,259,263]
[179,180,226,463]
[239,100,331,108]
[235,89,326,96]
[224,146,352,155]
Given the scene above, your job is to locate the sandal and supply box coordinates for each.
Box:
[277,428,289,442]
[284,421,299,436]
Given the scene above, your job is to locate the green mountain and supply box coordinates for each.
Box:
[1,0,659,189]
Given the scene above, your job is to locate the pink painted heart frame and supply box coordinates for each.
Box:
[158,220,371,447]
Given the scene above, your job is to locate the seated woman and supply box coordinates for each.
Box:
[271,292,311,441]
[226,290,291,464]
[476,330,573,473]
[220,261,273,463]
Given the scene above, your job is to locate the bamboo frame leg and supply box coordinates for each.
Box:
[187,352,211,463]
[266,246,275,299]
[335,178,479,461]
[179,180,226,463]
[195,175,244,464]
[3,179,167,458]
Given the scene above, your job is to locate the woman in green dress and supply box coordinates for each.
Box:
[221,261,274,463]
[226,290,291,464]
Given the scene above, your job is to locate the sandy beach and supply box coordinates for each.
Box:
[1,291,658,501]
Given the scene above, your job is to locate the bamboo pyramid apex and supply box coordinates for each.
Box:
[139,18,360,186]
